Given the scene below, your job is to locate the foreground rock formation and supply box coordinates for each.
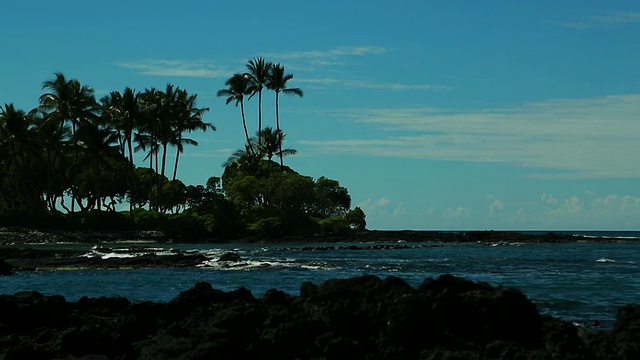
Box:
[0,274,638,359]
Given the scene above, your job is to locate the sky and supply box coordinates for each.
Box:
[1,1,639,230]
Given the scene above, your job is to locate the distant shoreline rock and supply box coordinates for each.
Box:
[0,227,167,245]
[0,227,632,246]
[0,229,630,272]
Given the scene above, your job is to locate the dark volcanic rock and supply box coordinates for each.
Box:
[4,248,207,271]
[0,275,637,359]
[218,252,242,262]
[0,258,12,275]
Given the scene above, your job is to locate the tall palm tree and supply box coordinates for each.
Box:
[39,72,98,212]
[218,73,253,154]
[136,87,163,172]
[170,88,213,181]
[100,87,144,212]
[246,57,272,144]
[266,63,303,166]
[136,86,171,211]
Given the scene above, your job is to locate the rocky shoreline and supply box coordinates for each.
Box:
[0,228,631,273]
[0,274,638,359]
[0,230,638,358]
[0,227,625,246]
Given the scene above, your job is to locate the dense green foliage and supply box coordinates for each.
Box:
[0,60,366,240]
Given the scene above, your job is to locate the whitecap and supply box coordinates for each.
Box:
[197,258,338,271]
[596,258,616,263]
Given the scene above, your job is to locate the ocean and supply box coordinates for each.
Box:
[1,231,639,330]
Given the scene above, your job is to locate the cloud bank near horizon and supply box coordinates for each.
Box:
[359,191,640,230]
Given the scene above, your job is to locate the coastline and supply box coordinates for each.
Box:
[0,228,635,273]
[1,227,635,246]
[0,228,639,358]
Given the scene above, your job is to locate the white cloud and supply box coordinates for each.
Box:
[266,46,387,60]
[526,193,640,229]
[444,207,470,218]
[357,197,410,229]
[589,12,640,24]
[392,202,407,217]
[116,60,229,78]
[554,11,640,29]
[298,94,640,179]
[489,199,504,216]
[541,193,557,205]
[266,46,444,92]
[447,193,640,230]
[297,78,446,91]
[357,197,392,217]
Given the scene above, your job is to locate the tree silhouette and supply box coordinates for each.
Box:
[266,63,303,166]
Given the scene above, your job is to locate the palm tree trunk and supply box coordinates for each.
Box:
[71,121,77,213]
[95,165,102,211]
[158,143,168,213]
[275,91,284,167]
[241,101,254,154]
[127,135,136,213]
[173,147,180,181]
[258,90,263,144]
[161,143,168,178]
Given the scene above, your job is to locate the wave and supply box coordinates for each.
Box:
[595,258,616,263]
[198,258,338,271]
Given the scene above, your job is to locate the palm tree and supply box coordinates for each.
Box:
[74,121,120,211]
[218,73,254,154]
[157,84,179,180]
[136,87,163,173]
[33,107,71,211]
[39,72,98,212]
[256,127,297,164]
[170,88,213,181]
[100,87,144,212]
[223,143,262,175]
[266,63,303,166]
[246,57,272,144]
[136,86,171,211]
[0,104,43,211]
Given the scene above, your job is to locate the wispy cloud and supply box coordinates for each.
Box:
[266,45,445,91]
[298,94,640,179]
[554,11,640,29]
[265,46,390,74]
[266,46,387,60]
[589,11,640,24]
[116,60,229,78]
[297,78,447,91]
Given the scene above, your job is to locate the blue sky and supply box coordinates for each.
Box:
[1,1,639,230]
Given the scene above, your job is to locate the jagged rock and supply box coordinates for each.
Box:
[218,252,242,262]
[0,275,637,359]
[0,259,12,275]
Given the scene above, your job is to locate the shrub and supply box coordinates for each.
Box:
[130,208,167,230]
[161,213,209,241]
[319,216,350,234]
[250,217,283,238]
[345,207,367,230]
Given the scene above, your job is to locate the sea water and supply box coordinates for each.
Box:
[1,234,639,330]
